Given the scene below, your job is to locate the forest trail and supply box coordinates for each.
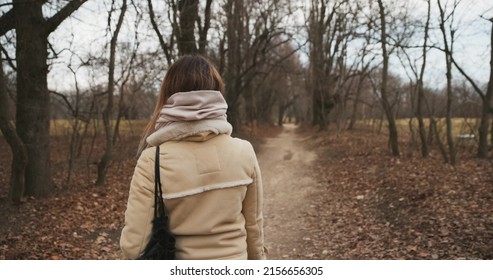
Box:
[258,123,318,259]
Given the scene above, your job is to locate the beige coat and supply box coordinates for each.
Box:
[120,126,266,260]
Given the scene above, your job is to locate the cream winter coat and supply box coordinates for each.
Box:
[120,120,266,260]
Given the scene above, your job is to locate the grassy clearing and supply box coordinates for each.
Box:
[0,119,149,138]
[394,118,480,137]
[357,118,484,139]
[49,119,148,137]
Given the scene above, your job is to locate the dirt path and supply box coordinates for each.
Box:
[258,123,318,259]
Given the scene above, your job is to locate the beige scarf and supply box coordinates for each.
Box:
[155,90,228,129]
[147,90,232,146]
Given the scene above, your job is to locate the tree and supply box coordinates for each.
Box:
[447,16,493,158]
[223,0,298,128]
[0,51,27,203]
[377,0,399,156]
[416,0,431,158]
[147,0,214,62]
[437,0,458,164]
[176,0,199,55]
[308,0,356,130]
[96,0,128,186]
[394,0,431,158]
[0,0,88,198]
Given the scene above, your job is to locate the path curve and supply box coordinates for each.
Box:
[258,123,318,259]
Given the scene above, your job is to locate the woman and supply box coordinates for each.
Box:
[120,55,266,260]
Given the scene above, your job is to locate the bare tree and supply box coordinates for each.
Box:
[147,0,174,65]
[0,51,27,204]
[377,0,399,156]
[197,0,213,55]
[0,0,88,197]
[417,0,432,158]
[223,0,298,128]
[308,0,356,130]
[488,18,493,153]
[446,16,493,158]
[394,0,431,158]
[97,0,128,186]
[437,0,459,164]
[147,0,214,61]
[347,27,377,131]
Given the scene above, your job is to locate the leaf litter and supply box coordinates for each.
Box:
[0,127,492,259]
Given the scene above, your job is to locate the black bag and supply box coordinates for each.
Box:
[138,146,176,260]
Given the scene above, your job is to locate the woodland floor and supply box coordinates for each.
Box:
[0,123,492,259]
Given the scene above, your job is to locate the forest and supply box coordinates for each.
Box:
[0,0,492,260]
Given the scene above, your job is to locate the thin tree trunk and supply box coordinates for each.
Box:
[65,68,82,189]
[417,0,431,158]
[490,119,493,149]
[278,95,299,126]
[65,117,80,189]
[477,19,493,158]
[76,99,95,157]
[147,0,172,65]
[198,0,213,55]
[0,51,28,204]
[432,117,449,163]
[407,117,416,158]
[348,73,366,130]
[437,0,457,165]
[96,0,127,186]
[377,0,399,156]
[224,0,242,129]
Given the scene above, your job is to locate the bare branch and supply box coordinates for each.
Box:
[147,0,172,65]
[49,90,75,115]
[44,0,89,35]
[0,45,16,71]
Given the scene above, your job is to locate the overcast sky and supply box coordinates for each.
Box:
[1,0,492,92]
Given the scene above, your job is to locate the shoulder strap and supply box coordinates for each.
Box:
[154,146,166,218]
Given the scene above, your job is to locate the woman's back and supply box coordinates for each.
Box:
[121,133,265,260]
[120,54,265,260]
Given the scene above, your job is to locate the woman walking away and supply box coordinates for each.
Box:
[120,55,267,260]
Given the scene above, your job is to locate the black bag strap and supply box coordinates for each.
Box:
[154,146,166,219]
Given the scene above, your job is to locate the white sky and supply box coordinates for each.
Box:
[1,0,492,92]
[408,0,493,88]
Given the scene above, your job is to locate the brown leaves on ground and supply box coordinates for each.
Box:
[0,125,280,260]
[0,126,492,259]
[0,136,136,260]
[298,128,493,259]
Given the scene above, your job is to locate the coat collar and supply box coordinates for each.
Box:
[146,119,233,147]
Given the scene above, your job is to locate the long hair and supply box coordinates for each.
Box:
[137,55,224,155]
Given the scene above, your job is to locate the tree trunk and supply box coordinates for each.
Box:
[14,0,52,196]
[1,0,88,199]
[348,74,366,130]
[377,0,399,156]
[477,19,493,158]
[490,118,493,149]
[147,0,172,65]
[198,0,213,55]
[224,0,242,129]
[417,0,431,158]
[177,0,198,55]
[96,0,127,186]
[278,96,299,126]
[0,51,28,204]
[437,0,457,165]
[432,117,449,163]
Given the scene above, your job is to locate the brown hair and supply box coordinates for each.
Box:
[138,55,224,154]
